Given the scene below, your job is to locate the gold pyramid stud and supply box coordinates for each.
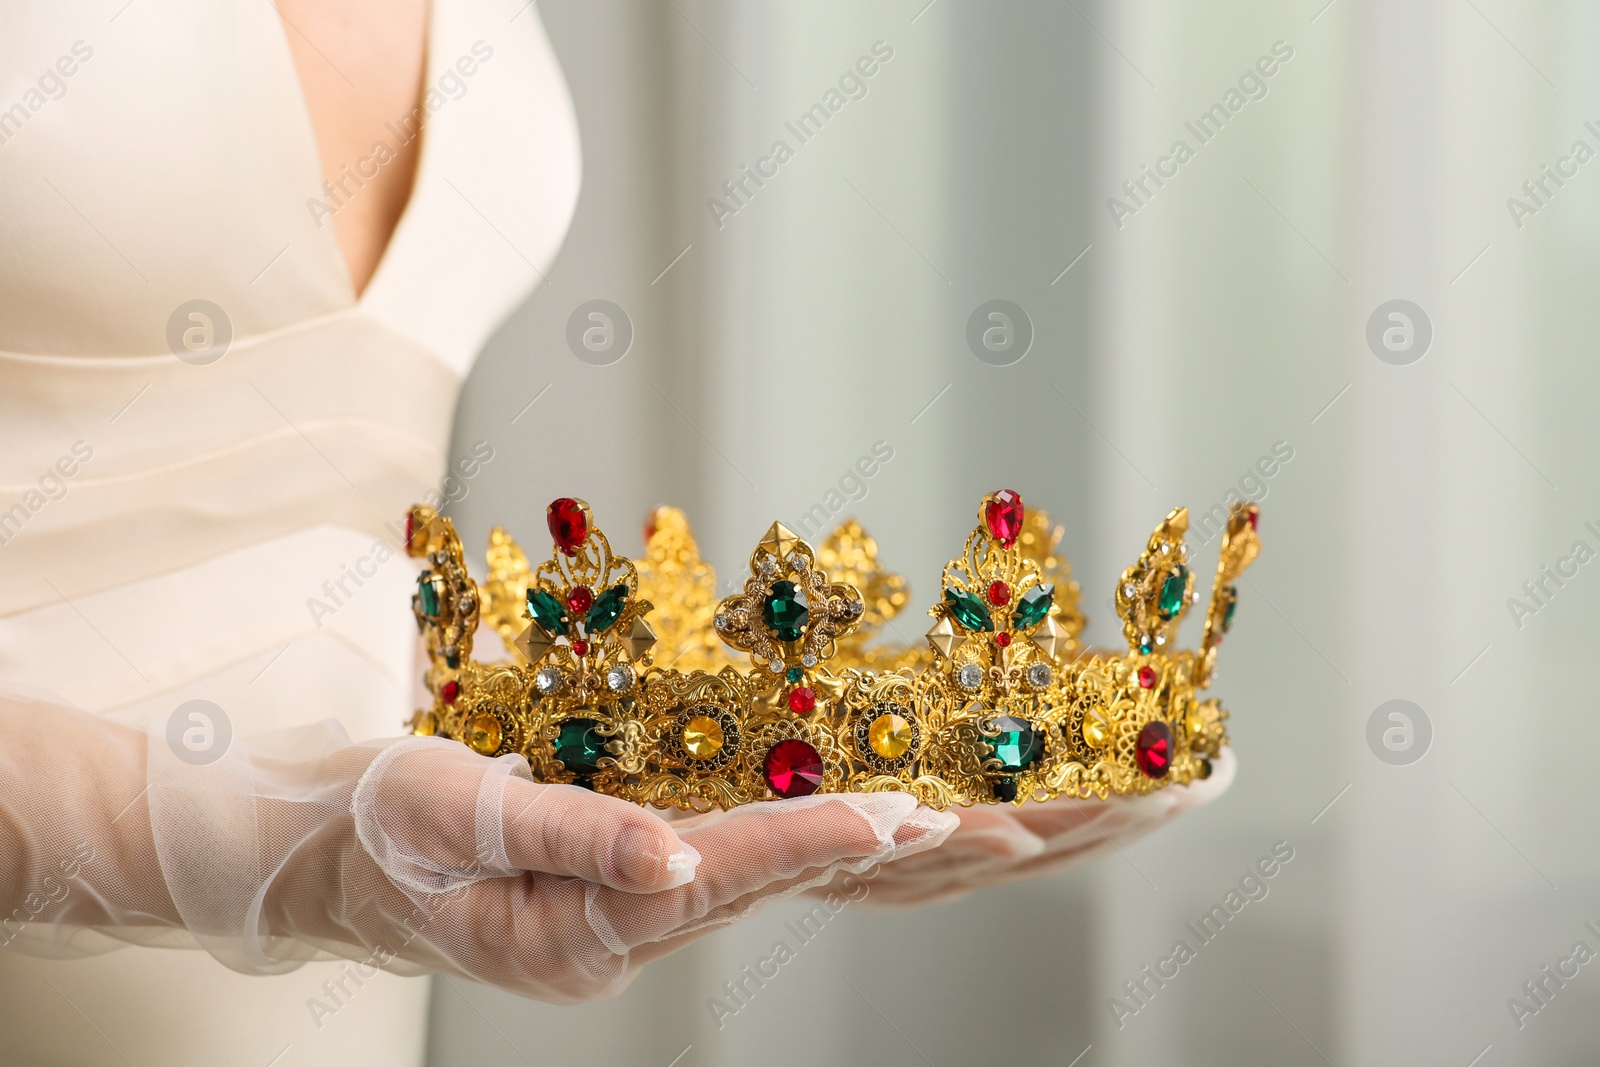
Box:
[625,616,657,660]
[926,616,960,658]
[758,521,802,561]
[1031,615,1069,659]
[515,623,554,664]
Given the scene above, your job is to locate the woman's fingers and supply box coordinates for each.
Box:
[501,779,699,893]
[587,793,957,951]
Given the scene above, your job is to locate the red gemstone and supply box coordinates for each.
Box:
[1137,666,1156,689]
[547,498,588,556]
[788,687,816,714]
[1136,721,1172,778]
[1246,506,1259,531]
[984,490,1024,548]
[440,680,460,704]
[987,580,1011,606]
[567,585,594,615]
[404,510,416,552]
[995,632,1012,647]
[643,510,658,543]
[571,638,590,657]
[764,739,824,798]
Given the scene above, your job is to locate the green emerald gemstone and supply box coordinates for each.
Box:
[1157,566,1189,620]
[1222,586,1238,633]
[586,584,629,634]
[526,588,569,636]
[986,715,1042,773]
[1138,636,1153,654]
[417,572,442,618]
[763,580,810,642]
[1012,583,1055,629]
[555,717,607,774]
[786,667,804,683]
[944,588,994,632]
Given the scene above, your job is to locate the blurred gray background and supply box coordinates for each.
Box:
[432,1,1600,1064]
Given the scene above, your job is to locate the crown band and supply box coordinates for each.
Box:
[404,491,1260,810]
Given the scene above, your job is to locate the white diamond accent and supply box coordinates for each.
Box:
[535,666,562,694]
[715,614,729,629]
[1027,663,1053,688]
[801,654,818,667]
[768,659,784,673]
[957,663,983,690]
[606,666,634,692]
[1123,583,1137,599]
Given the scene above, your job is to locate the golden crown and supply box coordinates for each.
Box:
[403,490,1260,810]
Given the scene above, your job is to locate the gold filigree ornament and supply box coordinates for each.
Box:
[405,491,1261,810]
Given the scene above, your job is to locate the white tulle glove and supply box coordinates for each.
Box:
[810,752,1235,908]
[0,692,956,1002]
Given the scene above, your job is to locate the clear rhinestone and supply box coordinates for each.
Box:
[458,595,476,613]
[768,659,784,673]
[1027,662,1053,688]
[957,663,984,690]
[1155,633,1167,645]
[605,665,634,692]
[848,599,863,615]
[534,666,562,694]
[801,653,818,667]
[430,551,446,565]
[787,551,808,571]
[759,558,777,578]
[715,613,730,630]
[1123,582,1137,599]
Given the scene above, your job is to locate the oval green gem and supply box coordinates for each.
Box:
[944,588,994,632]
[763,580,810,642]
[555,717,607,774]
[1012,583,1054,629]
[1221,585,1238,633]
[586,584,629,634]
[526,587,569,636]
[1157,566,1189,620]
[986,715,1042,773]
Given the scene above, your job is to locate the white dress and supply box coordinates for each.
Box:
[0,2,579,1063]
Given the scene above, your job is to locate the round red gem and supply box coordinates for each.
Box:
[440,680,460,704]
[571,638,590,657]
[547,498,588,556]
[1137,665,1156,689]
[788,687,816,714]
[764,739,824,798]
[984,490,1024,548]
[1136,721,1172,778]
[567,585,594,615]
[987,580,1011,606]
[995,632,1012,647]
[1246,506,1259,531]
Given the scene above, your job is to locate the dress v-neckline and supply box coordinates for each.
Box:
[268,3,435,306]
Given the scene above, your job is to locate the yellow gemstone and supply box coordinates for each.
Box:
[465,713,503,755]
[868,713,914,759]
[410,710,437,736]
[682,714,725,759]
[1082,713,1110,749]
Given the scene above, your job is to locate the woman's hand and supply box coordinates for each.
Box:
[0,693,956,1002]
[807,752,1235,908]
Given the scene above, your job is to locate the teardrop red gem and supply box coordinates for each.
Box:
[547,498,588,556]
[984,490,1024,548]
